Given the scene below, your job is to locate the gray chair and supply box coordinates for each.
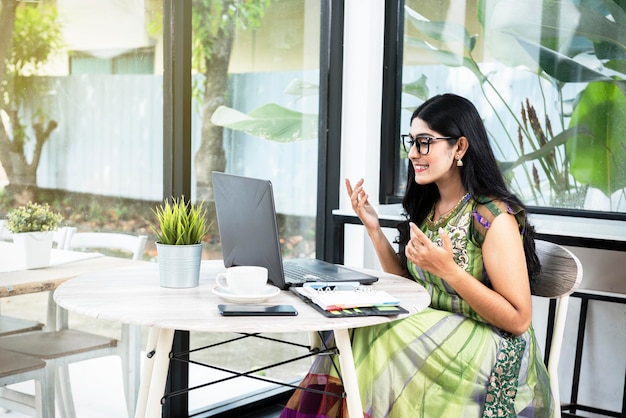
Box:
[0,316,43,338]
[533,240,583,418]
[0,348,49,418]
[0,232,148,418]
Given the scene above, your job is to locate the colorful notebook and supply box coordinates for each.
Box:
[291,287,409,318]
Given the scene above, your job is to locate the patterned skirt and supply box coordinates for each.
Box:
[280,307,554,418]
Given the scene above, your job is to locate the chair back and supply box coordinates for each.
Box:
[53,226,75,249]
[66,231,148,260]
[533,240,582,299]
[0,220,10,241]
[0,221,70,248]
[532,239,583,417]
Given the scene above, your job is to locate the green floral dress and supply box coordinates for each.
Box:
[281,196,554,418]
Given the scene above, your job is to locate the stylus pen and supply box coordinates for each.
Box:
[303,282,361,291]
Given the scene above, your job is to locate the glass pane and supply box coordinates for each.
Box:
[1,0,163,239]
[189,0,320,412]
[397,0,626,214]
[0,0,163,416]
[1,0,321,413]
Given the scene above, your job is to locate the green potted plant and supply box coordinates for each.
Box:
[151,196,209,288]
[6,201,63,269]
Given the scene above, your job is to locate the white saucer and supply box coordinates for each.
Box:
[212,284,281,303]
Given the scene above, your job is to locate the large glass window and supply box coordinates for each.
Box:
[386,0,626,217]
[1,0,323,415]
[1,0,164,238]
[188,0,320,413]
[1,0,163,416]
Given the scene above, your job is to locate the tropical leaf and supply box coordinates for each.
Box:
[571,0,626,56]
[403,74,429,101]
[402,8,486,82]
[605,59,626,74]
[513,37,611,82]
[501,127,591,172]
[211,104,317,142]
[567,81,626,196]
[404,7,474,51]
[479,0,626,77]
[284,79,319,98]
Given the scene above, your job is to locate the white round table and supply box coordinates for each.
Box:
[54,260,431,418]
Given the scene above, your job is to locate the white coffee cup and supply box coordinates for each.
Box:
[216,266,268,295]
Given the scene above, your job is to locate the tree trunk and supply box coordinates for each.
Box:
[0,104,58,189]
[194,19,236,204]
[0,2,58,197]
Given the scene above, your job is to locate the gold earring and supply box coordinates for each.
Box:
[456,156,463,167]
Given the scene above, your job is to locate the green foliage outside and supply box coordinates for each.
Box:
[7,4,63,98]
[403,0,626,207]
[0,2,64,194]
[190,0,271,73]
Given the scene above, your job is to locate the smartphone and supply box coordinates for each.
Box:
[218,304,298,316]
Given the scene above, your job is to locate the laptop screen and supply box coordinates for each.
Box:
[212,171,287,288]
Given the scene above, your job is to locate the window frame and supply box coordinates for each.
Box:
[379,0,404,205]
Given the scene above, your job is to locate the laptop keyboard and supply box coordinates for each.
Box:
[283,263,340,284]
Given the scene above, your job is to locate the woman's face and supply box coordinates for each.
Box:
[408,117,459,186]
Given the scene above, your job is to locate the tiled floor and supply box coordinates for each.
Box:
[1,356,130,417]
[1,354,284,417]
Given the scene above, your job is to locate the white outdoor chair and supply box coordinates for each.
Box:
[52,227,72,250]
[0,220,11,242]
[0,348,49,418]
[65,230,147,261]
[0,231,148,418]
[0,220,72,248]
[533,240,583,418]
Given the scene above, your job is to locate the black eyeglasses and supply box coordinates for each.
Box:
[401,134,458,155]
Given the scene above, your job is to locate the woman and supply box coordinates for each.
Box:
[280,94,554,417]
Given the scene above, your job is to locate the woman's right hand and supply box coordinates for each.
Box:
[346,178,406,276]
[345,178,380,231]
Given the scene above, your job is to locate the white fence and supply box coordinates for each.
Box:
[27,72,319,216]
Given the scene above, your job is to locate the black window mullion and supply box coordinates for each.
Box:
[379,0,405,204]
[318,0,345,262]
[163,0,192,201]
[162,0,192,417]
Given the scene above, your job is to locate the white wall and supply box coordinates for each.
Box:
[340,0,386,270]
[340,0,385,210]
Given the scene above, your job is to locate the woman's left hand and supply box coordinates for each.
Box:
[405,222,457,279]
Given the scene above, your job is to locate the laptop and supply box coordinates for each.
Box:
[212,171,379,290]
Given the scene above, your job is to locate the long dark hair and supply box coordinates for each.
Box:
[397,93,540,283]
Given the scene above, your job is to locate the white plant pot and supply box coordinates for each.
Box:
[156,242,203,288]
[12,231,54,269]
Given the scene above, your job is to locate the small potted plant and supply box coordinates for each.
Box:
[151,196,209,288]
[6,201,63,269]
